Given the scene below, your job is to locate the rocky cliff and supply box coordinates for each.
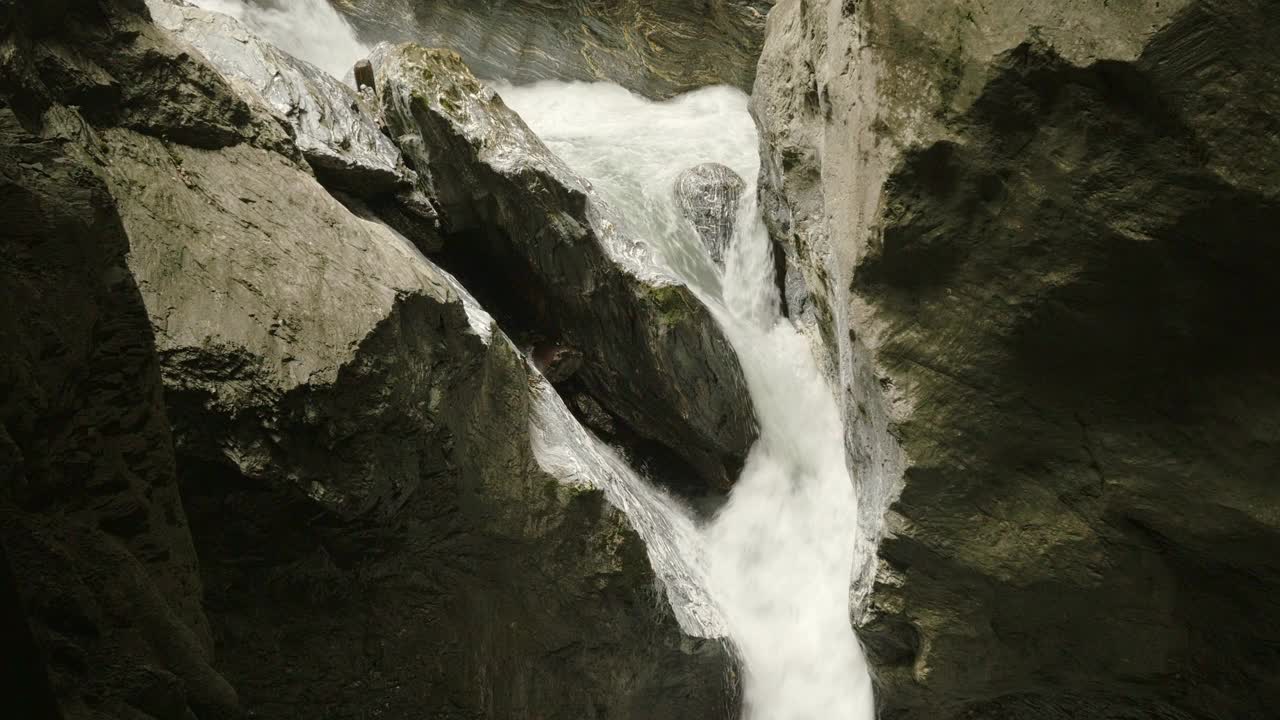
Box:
[753,0,1280,718]
[1,0,738,717]
[0,101,240,720]
[334,0,775,99]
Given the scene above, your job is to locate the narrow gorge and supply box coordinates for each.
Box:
[2,1,1277,720]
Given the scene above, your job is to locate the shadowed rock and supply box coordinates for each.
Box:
[754,0,1280,717]
[533,343,584,384]
[0,94,238,720]
[353,58,375,92]
[674,162,746,267]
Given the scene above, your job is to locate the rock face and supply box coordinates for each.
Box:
[143,0,441,253]
[2,1,737,718]
[104,129,732,719]
[146,0,402,194]
[374,44,758,490]
[753,0,1280,718]
[0,1,274,716]
[674,162,745,267]
[334,0,775,99]
[0,104,238,720]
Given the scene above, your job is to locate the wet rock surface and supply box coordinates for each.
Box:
[334,0,775,99]
[674,162,745,267]
[373,43,758,491]
[147,0,406,194]
[753,0,1280,717]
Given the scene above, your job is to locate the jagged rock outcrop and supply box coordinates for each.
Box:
[2,0,737,717]
[753,0,1280,718]
[373,43,758,490]
[103,128,732,718]
[146,0,403,193]
[674,162,745,267]
[334,0,775,99]
[0,1,283,716]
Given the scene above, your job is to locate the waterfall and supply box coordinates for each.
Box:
[189,0,369,81]
[179,1,878,715]
[501,81,877,720]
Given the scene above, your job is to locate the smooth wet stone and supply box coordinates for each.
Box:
[674,162,745,267]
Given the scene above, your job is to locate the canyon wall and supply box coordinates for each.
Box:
[752,0,1280,718]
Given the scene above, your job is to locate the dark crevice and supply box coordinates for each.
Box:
[0,539,64,720]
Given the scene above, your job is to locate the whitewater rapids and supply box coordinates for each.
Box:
[501,81,877,720]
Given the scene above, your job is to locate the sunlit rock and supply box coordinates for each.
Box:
[147,0,408,195]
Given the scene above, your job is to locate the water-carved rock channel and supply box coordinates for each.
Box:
[5,1,1279,719]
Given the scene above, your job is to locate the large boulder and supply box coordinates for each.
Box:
[0,2,281,716]
[99,126,733,718]
[373,43,758,490]
[334,0,775,99]
[753,0,1280,718]
[674,162,745,267]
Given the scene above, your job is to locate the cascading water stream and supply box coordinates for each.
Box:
[500,82,877,720]
[181,2,876,715]
[190,0,369,80]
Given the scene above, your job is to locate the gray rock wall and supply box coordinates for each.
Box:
[335,0,775,98]
[0,99,238,720]
[753,0,1280,718]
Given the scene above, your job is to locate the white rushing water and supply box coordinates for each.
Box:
[501,82,876,720]
[189,0,369,81]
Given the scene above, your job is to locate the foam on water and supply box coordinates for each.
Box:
[189,0,369,81]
